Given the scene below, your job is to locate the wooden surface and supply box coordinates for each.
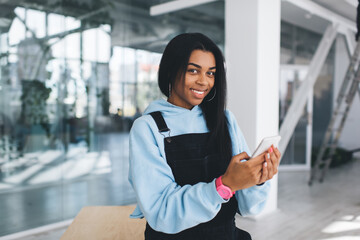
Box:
[60,205,146,240]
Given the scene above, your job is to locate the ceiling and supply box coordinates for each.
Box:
[282,0,356,35]
[0,0,357,53]
[314,0,357,22]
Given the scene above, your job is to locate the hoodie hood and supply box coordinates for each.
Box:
[143,98,202,116]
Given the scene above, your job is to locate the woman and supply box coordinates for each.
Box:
[128,33,281,239]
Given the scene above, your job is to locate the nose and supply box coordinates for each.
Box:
[195,73,206,85]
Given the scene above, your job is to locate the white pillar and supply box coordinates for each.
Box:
[225,0,281,215]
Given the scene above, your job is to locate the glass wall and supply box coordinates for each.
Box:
[0,0,225,236]
[279,21,335,167]
[279,65,310,166]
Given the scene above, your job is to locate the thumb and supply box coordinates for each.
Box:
[234,152,250,161]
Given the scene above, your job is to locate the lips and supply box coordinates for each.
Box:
[191,89,206,94]
[190,88,207,98]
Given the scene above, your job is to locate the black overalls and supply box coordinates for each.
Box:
[145,111,252,240]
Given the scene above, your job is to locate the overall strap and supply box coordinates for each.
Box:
[149,111,170,133]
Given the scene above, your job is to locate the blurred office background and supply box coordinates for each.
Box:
[0,0,359,239]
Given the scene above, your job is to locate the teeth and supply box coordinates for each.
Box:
[191,89,205,95]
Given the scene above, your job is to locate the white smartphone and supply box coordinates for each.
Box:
[252,135,281,157]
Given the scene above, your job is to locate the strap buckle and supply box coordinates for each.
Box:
[159,128,171,142]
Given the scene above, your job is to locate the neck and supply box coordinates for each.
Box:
[167,97,194,110]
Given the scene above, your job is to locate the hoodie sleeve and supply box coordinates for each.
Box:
[225,110,271,216]
[128,116,227,234]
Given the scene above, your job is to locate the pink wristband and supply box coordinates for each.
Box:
[215,176,235,199]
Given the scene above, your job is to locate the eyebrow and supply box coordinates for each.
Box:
[188,63,216,70]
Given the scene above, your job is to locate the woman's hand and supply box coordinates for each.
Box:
[221,146,281,192]
[258,145,281,184]
[222,152,266,191]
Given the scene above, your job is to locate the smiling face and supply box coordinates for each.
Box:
[168,50,216,109]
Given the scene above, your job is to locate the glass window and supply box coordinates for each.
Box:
[26,9,46,38]
[82,27,111,62]
[97,26,111,62]
[0,0,225,236]
[48,13,65,36]
[65,16,81,31]
[8,13,25,46]
[279,21,335,167]
[65,33,80,59]
[82,29,96,62]
[0,34,8,54]
[279,66,309,165]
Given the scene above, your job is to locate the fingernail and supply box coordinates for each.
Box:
[264,162,268,167]
[269,147,273,153]
[267,153,270,159]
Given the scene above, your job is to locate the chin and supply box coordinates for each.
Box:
[192,100,204,106]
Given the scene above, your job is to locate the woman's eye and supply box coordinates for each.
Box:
[188,69,198,74]
[207,71,215,77]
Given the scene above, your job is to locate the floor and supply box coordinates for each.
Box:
[15,157,359,240]
[0,133,137,237]
[0,132,359,239]
[238,157,360,240]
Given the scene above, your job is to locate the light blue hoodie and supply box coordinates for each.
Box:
[128,99,270,234]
